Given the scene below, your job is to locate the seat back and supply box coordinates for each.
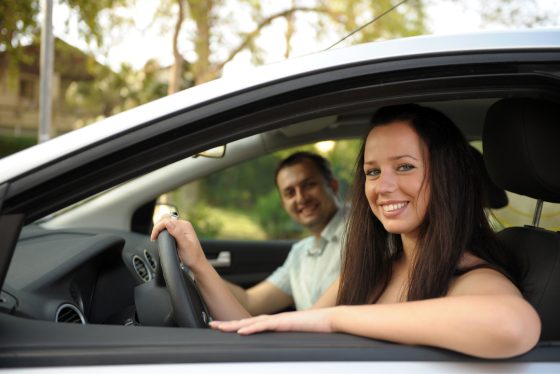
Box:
[483,98,560,340]
[468,145,508,209]
[498,227,560,340]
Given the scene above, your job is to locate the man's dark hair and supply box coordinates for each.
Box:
[274,151,334,185]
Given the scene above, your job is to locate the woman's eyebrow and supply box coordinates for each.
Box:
[364,155,418,165]
[390,154,419,161]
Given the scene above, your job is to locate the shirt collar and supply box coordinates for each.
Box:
[320,205,346,242]
[307,205,346,256]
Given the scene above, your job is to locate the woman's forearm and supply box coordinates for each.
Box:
[190,259,251,321]
[331,295,540,358]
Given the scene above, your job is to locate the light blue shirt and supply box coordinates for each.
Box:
[267,206,346,310]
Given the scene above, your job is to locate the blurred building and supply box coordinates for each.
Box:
[0,38,98,136]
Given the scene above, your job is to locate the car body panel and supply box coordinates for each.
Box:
[1,311,559,367]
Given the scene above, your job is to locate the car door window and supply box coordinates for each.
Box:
[157,139,361,240]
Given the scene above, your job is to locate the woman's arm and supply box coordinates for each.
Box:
[211,269,541,358]
[151,217,250,321]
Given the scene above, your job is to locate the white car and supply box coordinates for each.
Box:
[0,29,559,373]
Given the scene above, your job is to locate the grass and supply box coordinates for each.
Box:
[0,134,37,158]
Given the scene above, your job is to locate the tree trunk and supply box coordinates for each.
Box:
[168,0,185,94]
[188,0,216,85]
[285,0,296,59]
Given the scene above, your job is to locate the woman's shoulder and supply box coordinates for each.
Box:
[454,252,496,276]
[448,252,521,296]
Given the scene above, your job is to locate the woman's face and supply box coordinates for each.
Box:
[363,120,430,239]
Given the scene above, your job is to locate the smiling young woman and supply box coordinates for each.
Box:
[209,104,541,359]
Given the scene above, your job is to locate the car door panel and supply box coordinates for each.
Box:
[200,239,294,288]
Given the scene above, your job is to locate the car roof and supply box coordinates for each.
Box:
[1,28,559,184]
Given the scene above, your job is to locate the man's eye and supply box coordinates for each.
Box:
[397,163,415,172]
[284,190,295,198]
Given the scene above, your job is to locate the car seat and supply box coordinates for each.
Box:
[468,145,508,209]
[483,97,560,341]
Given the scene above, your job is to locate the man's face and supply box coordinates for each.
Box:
[276,159,339,235]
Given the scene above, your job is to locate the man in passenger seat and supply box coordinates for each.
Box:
[226,152,346,314]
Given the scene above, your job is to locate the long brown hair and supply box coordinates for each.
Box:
[337,104,517,305]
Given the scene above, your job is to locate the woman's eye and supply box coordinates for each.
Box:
[397,163,415,172]
[365,169,380,177]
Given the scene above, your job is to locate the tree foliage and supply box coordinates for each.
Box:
[474,0,559,28]
[155,0,428,90]
[441,0,559,29]
[63,0,131,45]
[65,59,183,124]
[0,0,38,69]
[1,0,129,67]
[1,0,136,130]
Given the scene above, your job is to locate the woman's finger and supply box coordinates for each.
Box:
[210,314,285,335]
[237,318,280,335]
[210,316,266,332]
[150,214,175,241]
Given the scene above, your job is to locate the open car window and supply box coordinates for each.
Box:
[157,139,361,240]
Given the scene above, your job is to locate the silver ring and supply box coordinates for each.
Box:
[170,212,179,220]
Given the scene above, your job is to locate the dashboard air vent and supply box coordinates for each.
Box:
[55,304,86,324]
[133,255,152,282]
[144,249,157,271]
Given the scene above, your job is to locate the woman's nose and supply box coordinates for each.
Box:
[377,171,396,194]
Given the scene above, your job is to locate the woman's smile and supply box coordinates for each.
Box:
[380,201,409,214]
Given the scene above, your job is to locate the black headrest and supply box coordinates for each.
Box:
[468,145,508,209]
[483,98,560,203]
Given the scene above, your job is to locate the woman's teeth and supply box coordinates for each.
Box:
[383,202,407,212]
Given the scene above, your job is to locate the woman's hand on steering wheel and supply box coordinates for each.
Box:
[150,213,211,328]
[151,214,206,270]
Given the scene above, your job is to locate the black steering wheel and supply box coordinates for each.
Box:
[157,230,210,327]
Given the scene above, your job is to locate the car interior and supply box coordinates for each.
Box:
[2,96,557,327]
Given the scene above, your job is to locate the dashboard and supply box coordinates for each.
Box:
[1,225,158,325]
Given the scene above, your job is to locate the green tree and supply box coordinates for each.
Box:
[1,0,131,69]
[0,1,38,70]
[65,59,183,124]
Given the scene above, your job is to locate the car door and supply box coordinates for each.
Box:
[202,238,293,288]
